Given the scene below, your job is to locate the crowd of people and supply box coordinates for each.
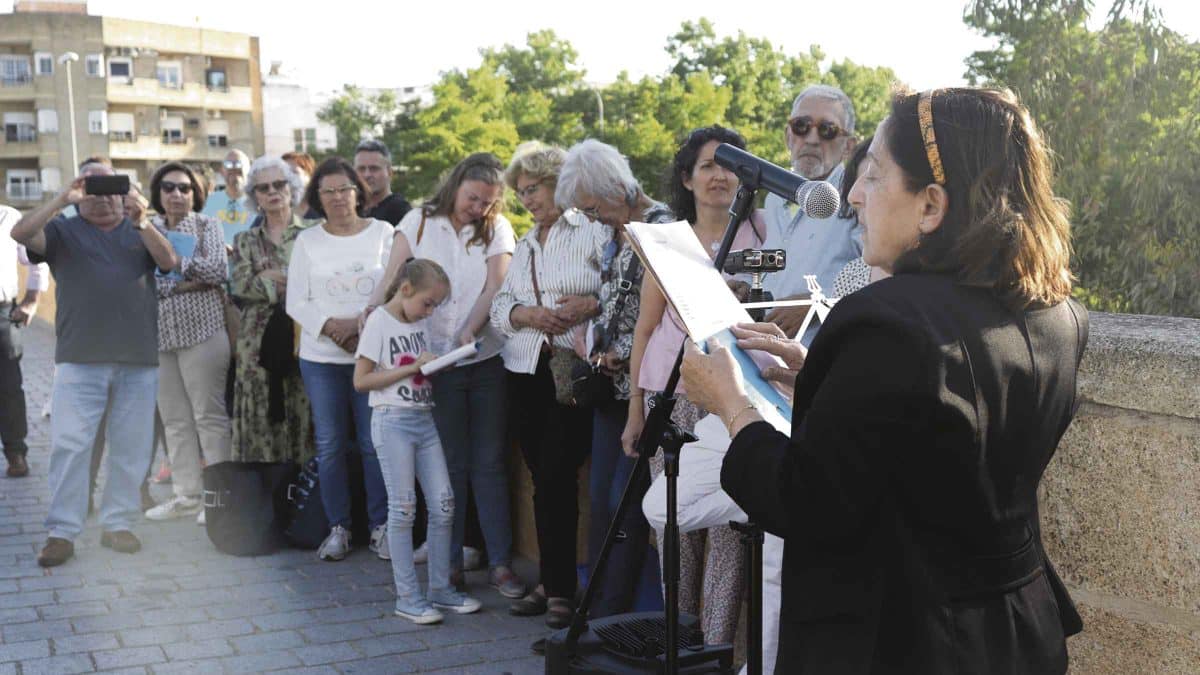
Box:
[3,80,1087,674]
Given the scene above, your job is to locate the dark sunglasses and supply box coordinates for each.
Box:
[160,180,193,194]
[253,180,289,194]
[788,116,848,141]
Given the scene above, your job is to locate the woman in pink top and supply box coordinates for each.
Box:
[624,126,761,645]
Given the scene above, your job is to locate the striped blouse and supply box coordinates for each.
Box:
[490,210,610,375]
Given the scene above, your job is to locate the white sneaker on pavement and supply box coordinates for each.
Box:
[318,525,351,561]
[369,524,390,560]
[144,495,202,521]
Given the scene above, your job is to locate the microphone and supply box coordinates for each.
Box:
[714,144,840,219]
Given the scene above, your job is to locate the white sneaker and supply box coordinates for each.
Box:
[144,495,202,521]
[413,541,428,564]
[395,599,443,625]
[429,588,482,614]
[369,524,390,560]
[463,545,483,571]
[196,509,206,526]
[318,525,351,561]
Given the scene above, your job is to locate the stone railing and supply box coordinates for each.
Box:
[1040,312,1200,673]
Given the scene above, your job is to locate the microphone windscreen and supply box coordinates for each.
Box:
[798,181,840,219]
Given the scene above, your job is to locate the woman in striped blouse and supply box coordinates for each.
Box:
[491,143,607,627]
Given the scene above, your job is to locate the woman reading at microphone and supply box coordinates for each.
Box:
[680,87,1086,674]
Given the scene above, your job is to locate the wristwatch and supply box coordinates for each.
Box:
[134,219,148,231]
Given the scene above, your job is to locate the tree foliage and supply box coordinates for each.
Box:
[966,0,1200,317]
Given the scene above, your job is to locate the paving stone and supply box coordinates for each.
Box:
[249,609,318,632]
[38,600,110,620]
[293,642,363,666]
[52,631,120,654]
[54,585,122,604]
[72,613,144,634]
[117,625,188,648]
[0,607,39,624]
[338,655,422,674]
[297,621,376,644]
[221,650,303,674]
[161,638,234,661]
[92,646,166,670]
[184,618,255,641]
[18,573,84,591]
[353,634,427,659]
[0,640,51,663]
[139,607,209,626]
[229,629,306,654]
[150,661,225,675]
[17,653,95,675]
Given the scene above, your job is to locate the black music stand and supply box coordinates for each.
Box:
[546,178,762,675]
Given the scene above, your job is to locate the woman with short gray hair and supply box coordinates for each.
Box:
[229,156,314,465]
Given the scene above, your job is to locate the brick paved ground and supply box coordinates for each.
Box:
[0,320,549,674]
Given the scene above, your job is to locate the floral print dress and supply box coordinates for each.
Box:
[229,215,315,463]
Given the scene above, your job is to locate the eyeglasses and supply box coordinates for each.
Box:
[318,185,357,197]
[160,180,193,194]
[253,180,289,194]
[788,117,849,141]
[516,182,546,200]
[222,159,244,171]
[579,205,602,221]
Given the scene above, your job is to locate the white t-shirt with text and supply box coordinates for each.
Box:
[356,307,435,409]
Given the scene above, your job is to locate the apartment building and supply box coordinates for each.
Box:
[0,1,264,208]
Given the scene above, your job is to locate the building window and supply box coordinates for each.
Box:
[156,61,182,90]
[6,171,41,201]
[37,109,58,133]
[40,168,62,193]
[206,118,230,148]
[34,52,52,76]
[206,69,227,92]
[88,110,108,134]
[3,113,36,143]
[108,57,132,83]
[161,116,185,144]
[109,112,135,142]
[85,54,103,77]
[0,56,32,86]
[208,135,228,147]
[293,128,318,152]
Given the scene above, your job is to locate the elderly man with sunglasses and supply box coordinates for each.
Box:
[761,84,863,343]
[11,159,178,567]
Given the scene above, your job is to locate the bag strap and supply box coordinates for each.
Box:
[529,243,544,307]
[415,210,427,246]
[597,247,640,352]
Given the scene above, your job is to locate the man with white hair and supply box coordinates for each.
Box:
[203,148,254,246]
[762,84,864,342]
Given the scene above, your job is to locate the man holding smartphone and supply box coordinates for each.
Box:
[0,204,48,478]
[10,160,178,567]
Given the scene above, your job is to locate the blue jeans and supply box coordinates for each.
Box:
[299,359,387,530]
[46,363,158,540]
[589,399,663,616]
[371,407,454,603]
[430,355,512,569]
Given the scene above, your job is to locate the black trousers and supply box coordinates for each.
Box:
[510,352,593,599]
[0,306,28,458]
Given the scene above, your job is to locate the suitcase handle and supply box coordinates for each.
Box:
[202,489,226,509]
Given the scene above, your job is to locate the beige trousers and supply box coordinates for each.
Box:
[157,331,232,498]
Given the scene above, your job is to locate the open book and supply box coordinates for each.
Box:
[624,220,792,433]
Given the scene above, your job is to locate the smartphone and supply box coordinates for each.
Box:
[84,174,130,196]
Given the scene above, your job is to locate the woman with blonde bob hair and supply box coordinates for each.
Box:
[681,87,1086,673]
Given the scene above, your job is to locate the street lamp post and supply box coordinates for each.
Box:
[58,52,80,173]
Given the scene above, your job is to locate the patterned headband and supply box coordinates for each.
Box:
[918,91,946,185]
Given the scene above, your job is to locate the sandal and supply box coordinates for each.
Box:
[509,588,548,616]
[545,597,574,629]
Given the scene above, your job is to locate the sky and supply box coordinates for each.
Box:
[4,0,1200,95]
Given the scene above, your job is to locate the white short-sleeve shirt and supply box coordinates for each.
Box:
[397,209,516,364]
[356,307,434,409]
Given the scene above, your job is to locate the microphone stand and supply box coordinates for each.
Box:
[563,183,759,674]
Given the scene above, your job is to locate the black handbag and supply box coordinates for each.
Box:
[283,455,371,549]
[202,461,298,556]
[571,250,641,407]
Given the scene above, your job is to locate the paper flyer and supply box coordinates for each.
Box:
[624,220,792,432]
[157,230,197,281]
[420,341,479,376]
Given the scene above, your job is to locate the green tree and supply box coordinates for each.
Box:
[966,0,1200,317]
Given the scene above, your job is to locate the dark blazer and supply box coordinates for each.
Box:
[721,273,1087,675]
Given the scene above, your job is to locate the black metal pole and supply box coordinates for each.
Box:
[731,521,764,675]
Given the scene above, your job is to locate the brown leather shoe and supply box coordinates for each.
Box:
[100,530,141,554]
[4,451,28,477]
[37,537,74,567]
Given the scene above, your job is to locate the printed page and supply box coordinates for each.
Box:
[625,220,792,431]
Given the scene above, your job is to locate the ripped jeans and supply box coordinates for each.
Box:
[370,406,454,603]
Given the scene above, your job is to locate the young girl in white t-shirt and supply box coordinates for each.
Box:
[353,258,482,624]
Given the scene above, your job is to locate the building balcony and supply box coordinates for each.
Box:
[105,78,253,111]
[0,139,40,159]
[5,182,43,203]
[0,77,35,102]
[109,135,250,162]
